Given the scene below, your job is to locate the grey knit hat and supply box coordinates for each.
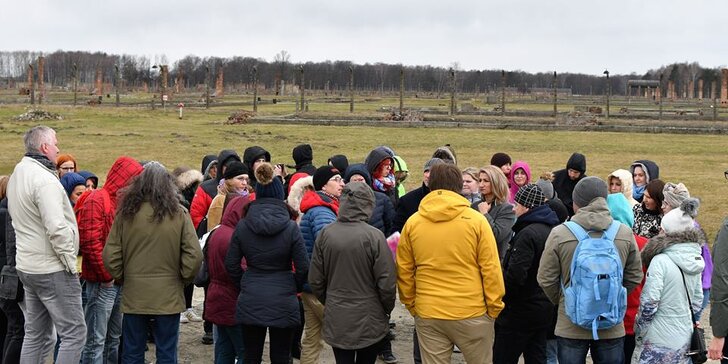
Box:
[572,176,608,208]
[423,158,445,172]
[662,182,690,209]
[536,179,556,200]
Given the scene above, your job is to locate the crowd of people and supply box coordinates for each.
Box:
[0,125,726,364]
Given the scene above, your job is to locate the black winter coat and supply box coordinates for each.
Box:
[497,205,559,329]
[393,183,429,233]
[225,198,308,328]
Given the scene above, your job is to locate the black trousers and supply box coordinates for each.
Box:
[0,299,23,364]
[493,323,548,364]
[333,341,381,364]
[241,325,294,364]
[623,334,636,363]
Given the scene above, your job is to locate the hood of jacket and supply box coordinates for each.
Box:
[104,156,143,203]
[513,204,560,233]
[201,154,217,174]
[606,192,634,228]
[570,197,613,231]
[566,152,587,174]
[364,147,394,176]
[217,149,241,171]
[344,163,372,186]
[641,229,706,273]
[244,198,292,236]
[243,146,270,170]
[508,161,532,198]
[328,154,349,175]
[287,175,314,213]
[175,168,203,191]
[292,144,313,169]
[299,190,339,215]
[417,189,469,223]
[607,169,635,202]
[337,182,375,223]
[432,145,457,165]
[630,160,660,185]
[221,195,249,228]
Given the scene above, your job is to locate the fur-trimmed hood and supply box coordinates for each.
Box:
[287,175,314,216]
[175,169,204,191]
[641,228,706,272]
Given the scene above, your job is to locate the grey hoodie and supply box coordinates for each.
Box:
[308,182,397,349]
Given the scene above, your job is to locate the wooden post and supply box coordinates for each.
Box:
[72,63,78,106]
[205,66,210,109]
[349,66,354,113]
[501,70,505,116]
[299,66,305,113]
[252,66,258,112]
[659,74,663,120]
[399,68,404,114]
[449,68,456,116]
[553,71,558,117]
[115,65,120,107]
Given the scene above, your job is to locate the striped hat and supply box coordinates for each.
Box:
[514,184,545,209]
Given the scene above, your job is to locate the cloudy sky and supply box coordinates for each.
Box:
[7,0,727,76]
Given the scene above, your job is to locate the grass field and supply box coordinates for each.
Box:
[0,103,726,241]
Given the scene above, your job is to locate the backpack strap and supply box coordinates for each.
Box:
[602,220,622,242]
[564,221,589,242]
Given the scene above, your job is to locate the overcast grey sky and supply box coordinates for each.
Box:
[7,0,727,76]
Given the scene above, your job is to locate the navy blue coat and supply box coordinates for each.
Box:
[225,198,308,328]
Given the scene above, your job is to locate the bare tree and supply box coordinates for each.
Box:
[273,50,291,95]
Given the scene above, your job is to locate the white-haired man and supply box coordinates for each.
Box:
[7,126,86,363]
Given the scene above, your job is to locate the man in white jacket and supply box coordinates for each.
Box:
[7,126,86,363]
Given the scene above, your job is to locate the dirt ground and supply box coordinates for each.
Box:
[145,288,720,364]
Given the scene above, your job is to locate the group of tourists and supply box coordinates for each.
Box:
[0,125,726,364]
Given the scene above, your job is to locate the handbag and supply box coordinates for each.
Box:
[677,266,708,364]
[0,265,20,300]
[194,228,216,288]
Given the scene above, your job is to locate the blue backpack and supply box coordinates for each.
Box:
[562,221,627,340]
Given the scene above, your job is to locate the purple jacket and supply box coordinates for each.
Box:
[702,244,713,289]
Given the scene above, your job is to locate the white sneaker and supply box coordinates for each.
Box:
[181,309,203,323]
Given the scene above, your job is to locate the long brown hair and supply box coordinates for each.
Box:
[117,162,182,223]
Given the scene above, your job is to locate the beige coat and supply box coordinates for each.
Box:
[537,197,643,340]
[103,203,202,314]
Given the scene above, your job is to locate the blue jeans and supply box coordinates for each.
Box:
[557,336,624,364]
[17,270,87,364]
[695,288,710,322]
[214,324,245,364]
[122,314,179,364]
[81,282,122,364]
[546,339,558,364]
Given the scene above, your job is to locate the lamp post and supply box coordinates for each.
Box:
[150,64,160,110]
[603,69,610,119]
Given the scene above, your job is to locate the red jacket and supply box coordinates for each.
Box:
[624,234,648,335]
[76,157,142,283]
[204,195,249,326]
[190,179,218,228]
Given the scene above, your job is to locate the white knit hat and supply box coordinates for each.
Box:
[661,198,699,234]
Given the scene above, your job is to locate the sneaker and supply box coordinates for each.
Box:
[201,331,214,345]
[379,351,398,364]
[179,314,189,324]
[182,308,203,323]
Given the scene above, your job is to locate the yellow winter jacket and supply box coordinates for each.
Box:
[397,189,505,320]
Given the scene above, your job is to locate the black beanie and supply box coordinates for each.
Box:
[313,166,339,191]
[490,152,512,168]
[222,161,249,180]
[254,163,284,200]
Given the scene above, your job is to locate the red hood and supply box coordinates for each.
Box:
[221,195,250,228]
[103,156,143,206]
[299,190,339,215]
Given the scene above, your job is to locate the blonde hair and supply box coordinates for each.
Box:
[479,165,509,204]
[0,175,8,200]
[462,167,479,181]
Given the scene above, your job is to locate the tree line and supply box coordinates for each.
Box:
[0,50,722,97]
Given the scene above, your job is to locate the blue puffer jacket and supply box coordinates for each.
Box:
[299,191,339,292]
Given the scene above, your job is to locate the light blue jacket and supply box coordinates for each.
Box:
[634,229,705,364]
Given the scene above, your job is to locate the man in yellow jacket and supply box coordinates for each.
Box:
[397,163,505,364]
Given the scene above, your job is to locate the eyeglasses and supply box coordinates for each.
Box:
[329,176,343,182]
